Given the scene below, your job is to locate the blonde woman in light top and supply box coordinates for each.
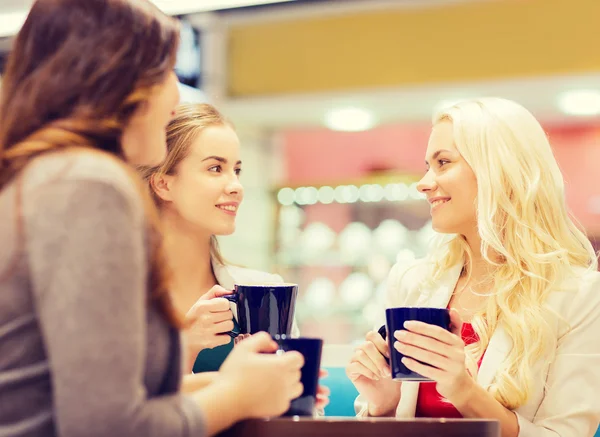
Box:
[139,104,299,372]
[347,98,600,437]
[139,104,328,411]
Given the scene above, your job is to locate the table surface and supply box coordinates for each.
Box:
[216,417,501,437]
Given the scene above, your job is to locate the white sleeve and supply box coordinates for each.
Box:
[354,260,419,417]
[515,274,600,437]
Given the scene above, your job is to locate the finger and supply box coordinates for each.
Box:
[317,384,331,396]
[279,350,305,370]
[206,310,234,324]
[202,285,234,300]
[207,298,232,312]
[346,361,378,382]
[394,340,449,370]
[291,382,304,400]
[449,308,463,337]
[351,348,380,379]
[361,342,390,377]
[315,394,330,409]
[212,319,235,334]
[394,330,455,358]
[236,332,277,353]
[402,356,444,381]
[319,369,329,379]
[403,320,461,346]
[366,330,391,359]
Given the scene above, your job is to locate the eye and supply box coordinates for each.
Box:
[208,165,222,173]
[235,168,242,176]
[438,159,450,167]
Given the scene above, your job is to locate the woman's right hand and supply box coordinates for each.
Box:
[219,332,304,418]
[346,330,401,416]
[184,285,235,353]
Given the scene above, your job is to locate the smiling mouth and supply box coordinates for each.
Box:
[217,205,237,212]
[431,199,450,207]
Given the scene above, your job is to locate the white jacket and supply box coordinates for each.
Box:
[212,261,300,338]
[356,260,600,437]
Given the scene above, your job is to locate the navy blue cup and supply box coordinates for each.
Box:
[382,307,450,381]
[274,335,323,417]
[224,284,298,338]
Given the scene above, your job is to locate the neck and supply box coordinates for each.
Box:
[463,230,495,280]
[161,208,216,294]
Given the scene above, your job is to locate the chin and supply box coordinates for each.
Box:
[214,226,236,236]
[431,221,459,235]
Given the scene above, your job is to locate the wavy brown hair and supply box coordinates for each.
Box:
[0,0,183,327]
[138,103,232,266]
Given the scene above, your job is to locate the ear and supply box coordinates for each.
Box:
[150,173,174,202]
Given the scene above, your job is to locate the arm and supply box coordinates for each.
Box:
[454,382,519,437]
[181,373,219,393]
[26,179,205,437]
[354,262,413,417]
[456,274,600,437]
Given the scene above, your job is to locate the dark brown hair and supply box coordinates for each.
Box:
[0,0,183,327]
[138,103,231,266]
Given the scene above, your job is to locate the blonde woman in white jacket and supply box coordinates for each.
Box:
[347,98,600,437]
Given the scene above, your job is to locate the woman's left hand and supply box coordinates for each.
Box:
[315,369,331,412]
[393,309,474,406]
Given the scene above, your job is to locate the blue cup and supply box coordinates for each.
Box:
[224,283,298,338]
[381,307,450,381]
[274,335,323,417]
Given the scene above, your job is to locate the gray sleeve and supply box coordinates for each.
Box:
[24,179,206,437]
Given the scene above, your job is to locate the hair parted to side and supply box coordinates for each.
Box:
[0,0,183,327]
[138,103,232,266]
[422,97,598,409]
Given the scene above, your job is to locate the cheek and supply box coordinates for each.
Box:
[172,176,219,215]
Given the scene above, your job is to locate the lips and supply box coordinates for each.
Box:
[430,199,449,207]
[216,202,239,214]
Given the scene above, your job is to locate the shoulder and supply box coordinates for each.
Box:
[385,257,462,307]
[22,150,142,213]
[385,258,433,306]
[548,267,600,327]
[23,150,139,201]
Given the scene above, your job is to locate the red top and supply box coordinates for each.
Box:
[415,323,482,418]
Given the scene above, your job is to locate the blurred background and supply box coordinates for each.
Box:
[2,0,600,345]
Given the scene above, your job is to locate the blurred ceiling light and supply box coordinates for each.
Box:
[277,187,295,206]
[151,0,295,15]
[557,90,600,116]
[324,107,375,132]
[317,186,335,204]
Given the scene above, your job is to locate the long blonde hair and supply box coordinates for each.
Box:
[138,103,230,265]
[428,98,597,409]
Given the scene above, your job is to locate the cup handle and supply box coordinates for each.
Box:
[378,325,390,365]
[223,294,240,338]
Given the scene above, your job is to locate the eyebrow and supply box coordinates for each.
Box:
[201,156,242,165]
[425,149,452,165]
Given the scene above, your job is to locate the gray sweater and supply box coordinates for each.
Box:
[0,152,205,437]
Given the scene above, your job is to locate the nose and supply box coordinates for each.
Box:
[417,169,437,194]
[226,175,244,197]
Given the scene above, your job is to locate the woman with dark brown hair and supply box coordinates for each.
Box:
[0,1,304,437]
